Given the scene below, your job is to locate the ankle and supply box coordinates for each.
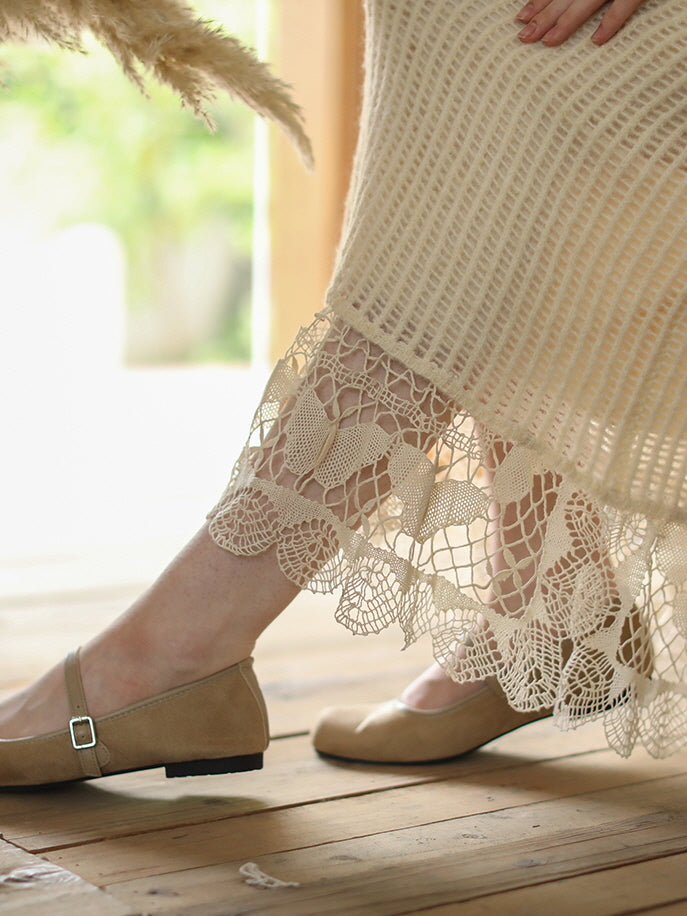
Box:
[400,663,486,711]
[169,635,256,681]
[84,617,254,690]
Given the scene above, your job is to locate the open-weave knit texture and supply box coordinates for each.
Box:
[210,0,687,758]
[330,0,687,521]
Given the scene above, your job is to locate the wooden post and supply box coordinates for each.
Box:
[268,0,365,361]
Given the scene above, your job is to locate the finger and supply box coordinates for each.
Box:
[517,0,580,43]
[516,0,556,23]
[537,0,608,46]
[515,0,581,23]
[591,0,645,44]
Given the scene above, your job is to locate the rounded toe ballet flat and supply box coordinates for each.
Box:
[311,678,550,764]
[0,650,269,789]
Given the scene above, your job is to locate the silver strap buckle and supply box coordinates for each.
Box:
[69,715,97,750]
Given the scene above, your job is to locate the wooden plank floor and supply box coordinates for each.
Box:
[1,586,686,915]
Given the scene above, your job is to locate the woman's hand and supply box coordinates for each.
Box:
[516,0,646,46]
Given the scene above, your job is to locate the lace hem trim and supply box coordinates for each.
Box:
[208,309,687,758]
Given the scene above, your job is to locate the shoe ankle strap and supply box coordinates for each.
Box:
[64,650,103,779]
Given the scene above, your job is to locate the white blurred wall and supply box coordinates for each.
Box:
[0,224,266,599]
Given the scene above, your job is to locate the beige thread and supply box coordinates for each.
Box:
[239,862,301,889]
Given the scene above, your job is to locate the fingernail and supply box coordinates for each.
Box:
[517,4,535,21]
[542,27,562,45]
[518,22,537,40]
[591,26,605,44]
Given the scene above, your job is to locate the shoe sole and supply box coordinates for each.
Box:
[165,752,263,778]
[0,752,264,790]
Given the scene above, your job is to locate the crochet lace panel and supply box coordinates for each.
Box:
[208,311,687,759]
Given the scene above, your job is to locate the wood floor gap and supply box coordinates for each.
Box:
[13,745,674,859]
[393,863,687,916]
[4,589,686,913]
[7,752,597,855]
[270,730,310,740]
[14,779,441,855]
[630,899,687,915]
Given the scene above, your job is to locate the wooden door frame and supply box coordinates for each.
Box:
[269,0,365,360]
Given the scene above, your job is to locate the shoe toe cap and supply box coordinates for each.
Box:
[311,703,392,759]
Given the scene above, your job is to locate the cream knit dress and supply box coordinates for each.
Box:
[209,0,687,759]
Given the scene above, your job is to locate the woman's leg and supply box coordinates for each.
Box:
[0,534,300,739]
[0,321,452,739]
[401,436,561,710]
[310,426,633,762]
[392,430,623,713]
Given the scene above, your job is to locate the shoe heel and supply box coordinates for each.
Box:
[165,753,263,778]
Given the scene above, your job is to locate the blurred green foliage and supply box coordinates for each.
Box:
[0,1,258,363]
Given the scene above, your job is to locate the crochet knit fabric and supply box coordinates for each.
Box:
[210,0,687,758]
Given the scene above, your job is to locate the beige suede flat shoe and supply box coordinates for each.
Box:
[0,650,269,788]
[312,678,550,764]
[313,605,655,765]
